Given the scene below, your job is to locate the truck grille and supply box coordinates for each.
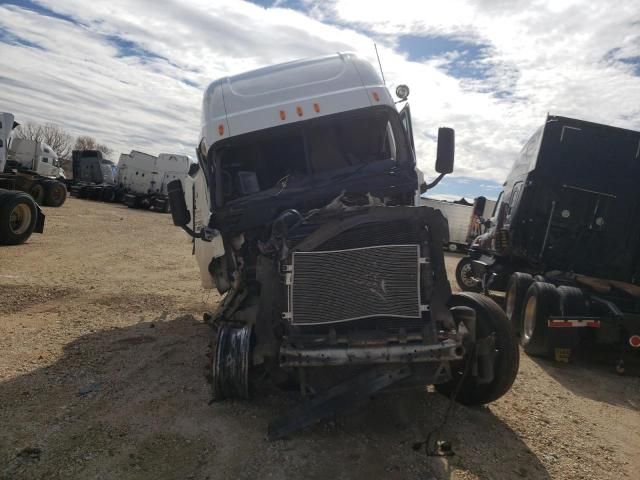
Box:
[287,244,422,325]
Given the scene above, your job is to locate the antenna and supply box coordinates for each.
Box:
[374,43,386,85]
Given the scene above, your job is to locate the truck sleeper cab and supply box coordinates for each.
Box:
[169,53,518,438]
[457,115,640,366]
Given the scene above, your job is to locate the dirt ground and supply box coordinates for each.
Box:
[1,198,639,480]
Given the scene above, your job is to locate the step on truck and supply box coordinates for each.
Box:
[0,113,67,208]
[0,112,45,245]
[118,150,190,212]
[68,149,119,202]
[167,53,519,439]
[457,115,640,368]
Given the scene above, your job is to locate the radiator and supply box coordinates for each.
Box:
[286,244,422,325]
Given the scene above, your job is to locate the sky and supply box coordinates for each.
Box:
[1,0,639,200]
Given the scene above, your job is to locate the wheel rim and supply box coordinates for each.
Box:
[460,262,477,288]
[505,281,517,319]
[523,295,537,343]
[9,204,32,235]
[449,243,458,252]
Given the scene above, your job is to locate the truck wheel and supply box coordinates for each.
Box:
[448,243,458,252]
[0,192,38,245]
[521,282,559,357]
[102,187,116,203]
[455,257,481,292]
[557,286,586,316]
[43,181,67,207]
[29,183,45,204]
[208,324,252,400]
[504,272,533,334]
[436,292,519,405]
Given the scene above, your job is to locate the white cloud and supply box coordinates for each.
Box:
[1,0,639,186]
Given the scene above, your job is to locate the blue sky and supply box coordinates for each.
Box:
[1,0,639,200]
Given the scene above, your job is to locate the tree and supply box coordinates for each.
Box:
[74,136,113,157]
[15,122,73,161]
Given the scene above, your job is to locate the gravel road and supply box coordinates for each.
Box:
[1,198,638,479]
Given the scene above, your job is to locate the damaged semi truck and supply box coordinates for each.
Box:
[457,115,640,366]
[168,53,519,438]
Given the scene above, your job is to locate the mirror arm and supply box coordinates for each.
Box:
[424,172,446,190]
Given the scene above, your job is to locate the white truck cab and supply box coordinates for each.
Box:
[7,137,65,179]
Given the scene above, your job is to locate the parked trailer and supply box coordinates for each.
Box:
[421,198,473,252]
[0,112,45,245]
[68,150,119,202]
[457,115,640,367]
[166,52,518,439]
[117,151,190,212]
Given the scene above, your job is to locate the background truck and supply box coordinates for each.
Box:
[7,137,66,180]
[167,52,519,439]
[117,150,190,212]
[420,197,495,252]
[68,149,119,202]
[0,114,67,208]
[0,112,45,245]
[457,115,640,367]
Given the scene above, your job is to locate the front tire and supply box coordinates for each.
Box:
[521,282,559,357]
[455,257,481,292]
[436,292,519,405]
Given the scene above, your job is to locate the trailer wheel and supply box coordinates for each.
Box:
[29,183,45,204]
[0,192,38,245]
[521,282,559,357]
[43,181,67,207]
[436,292,519,405]
[455,257,481,292]
[504,272,534,334]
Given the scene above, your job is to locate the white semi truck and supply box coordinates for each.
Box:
[0,112,67,208]
[69,149,190,211]
[0,112,45,245]
[7,137,66,180]
[117,150,191,212]
[166,53,519,439]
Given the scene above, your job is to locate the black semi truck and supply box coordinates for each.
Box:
[457,115,640,366]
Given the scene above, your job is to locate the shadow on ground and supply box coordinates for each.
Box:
[531,354,640,412]
[0,316,550,480]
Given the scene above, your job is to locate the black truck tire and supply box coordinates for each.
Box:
[102,187,116,203]
[504,272,534,334]
[520,282,560,357]
[455,257,481,292]
[436,292,519,405]
[43,181,67,207]
[0,191,38,245]
[557,286,587,316]
[29,182,45,204]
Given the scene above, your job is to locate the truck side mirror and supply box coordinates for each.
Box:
[435,127,455,174]
[167,179,191,227]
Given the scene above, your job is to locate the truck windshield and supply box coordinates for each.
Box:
[214,107,408,203]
